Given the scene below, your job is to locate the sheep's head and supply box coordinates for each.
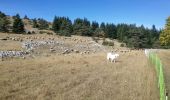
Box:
[115,54,119,58]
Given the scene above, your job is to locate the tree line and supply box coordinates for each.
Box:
[0,11,25,33]
[0,11,50,34]
[1,11,170,48]
[52,16,161,48]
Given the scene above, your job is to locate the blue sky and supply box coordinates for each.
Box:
[0,0,170,29]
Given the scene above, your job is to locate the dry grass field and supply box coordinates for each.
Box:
[0,33,159,100]
[158,50,170,98]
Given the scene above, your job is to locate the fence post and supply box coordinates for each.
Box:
[166,92,168,100]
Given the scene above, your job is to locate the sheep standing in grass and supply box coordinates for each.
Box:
[144,49,150,58]
[107,52,119,63]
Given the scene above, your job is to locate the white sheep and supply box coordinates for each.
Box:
[107,52,119,63]
[144,49,150,58]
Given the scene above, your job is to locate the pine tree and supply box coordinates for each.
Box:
[52,16,72,36]
[38,18,49,30]
[59,17,72,36]
[0,11,6,18]
[73,18,92,36]
[151,25,159,39]
[100,22,105,31]
[105,23,117,39]
[94,28,105,37]
[33,18,39,28]
[24,15,29,19]
[91,21,99,31]
[100,22,107,37]
[0,11,10,32]
[52,16,60,32]
[12,14,25,33]
[160,17,170,46]
[165,16,170,30]
[0,17,10,32]
[73,18,83,35]
[117,24,129,42]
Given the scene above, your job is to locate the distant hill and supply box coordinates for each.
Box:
[0,11,164,49]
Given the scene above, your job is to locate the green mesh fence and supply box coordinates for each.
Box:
[148,52,166,100]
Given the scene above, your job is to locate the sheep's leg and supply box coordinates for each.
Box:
[108,58,111,63]
[110,58,112,62]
